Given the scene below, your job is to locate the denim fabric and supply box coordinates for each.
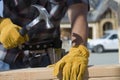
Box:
[0,61,10,71]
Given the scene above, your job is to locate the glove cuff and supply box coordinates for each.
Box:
[69,45,89,58]
[0,18,12,33]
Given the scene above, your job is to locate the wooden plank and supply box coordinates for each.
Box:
[84,64,120,78]
[0,64,120,80]
[88,77,120,80]
[0,67,57,80]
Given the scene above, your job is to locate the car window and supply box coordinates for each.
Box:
[109,34,118,39]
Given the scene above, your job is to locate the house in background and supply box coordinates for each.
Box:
[87,0,118,39]
[60,0,118,40]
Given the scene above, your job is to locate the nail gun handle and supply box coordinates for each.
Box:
[19,27,28,36]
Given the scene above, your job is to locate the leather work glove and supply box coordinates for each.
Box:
[0,18,29,49]
[53,45,89,80]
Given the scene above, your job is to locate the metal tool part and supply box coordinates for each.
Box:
[19,5,54,36]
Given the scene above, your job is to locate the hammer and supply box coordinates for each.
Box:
[19,5,54,36]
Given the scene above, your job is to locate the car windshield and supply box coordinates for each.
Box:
[100,33,110,39]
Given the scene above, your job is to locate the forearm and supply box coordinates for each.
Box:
[71,15,88,46]
[67,3,89,46]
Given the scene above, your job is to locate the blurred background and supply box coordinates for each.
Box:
[60,0,120,65]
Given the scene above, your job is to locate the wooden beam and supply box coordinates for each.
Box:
[88,77,120,80]
[84,64,120,78]
[0,64,120,80]
[0,67,57,80]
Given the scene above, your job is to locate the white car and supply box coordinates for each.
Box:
[87,30,118,53]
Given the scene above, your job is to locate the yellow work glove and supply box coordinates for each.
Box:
[0,18,29,49]
[54,45,89,80]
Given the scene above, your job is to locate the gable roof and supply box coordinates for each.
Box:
[61,0,118,23]
[87,0,118,22]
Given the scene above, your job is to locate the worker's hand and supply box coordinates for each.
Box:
[0,18,29,49]
[54,45,89,80]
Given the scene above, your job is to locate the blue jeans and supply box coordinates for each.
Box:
[0,60,10,71]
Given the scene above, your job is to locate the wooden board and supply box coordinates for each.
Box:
[0,64,120,80]
[88,77,120,80]
[84,64,120,78]
[0,68,57,80]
